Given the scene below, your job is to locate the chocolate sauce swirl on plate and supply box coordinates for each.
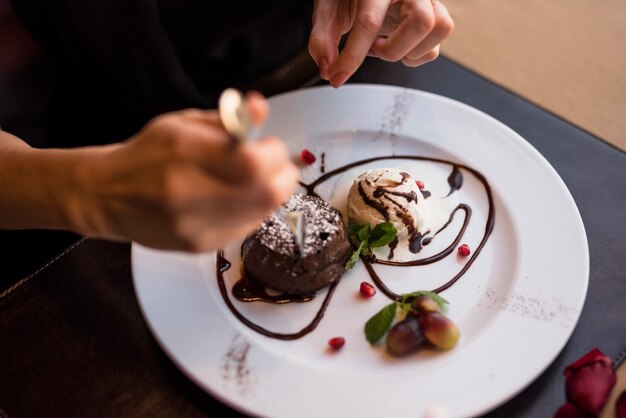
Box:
[217,252,339,340]
[216,155,495,340]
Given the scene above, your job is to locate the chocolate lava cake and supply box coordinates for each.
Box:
[241,194,352,295]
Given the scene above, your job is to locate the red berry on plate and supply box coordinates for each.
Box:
[300,149,316,165]
[458,244,470,256]
[328,337,345,350]
[360,282,376,298]
[416,180,425,190]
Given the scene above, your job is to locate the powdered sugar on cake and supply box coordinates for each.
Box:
[256,193,341,257]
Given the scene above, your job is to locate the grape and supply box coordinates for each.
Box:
[411,295,440,313]
[385,315,424,356]
[418,312,459,350]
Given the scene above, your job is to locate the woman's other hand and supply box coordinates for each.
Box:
[308,0,454,87]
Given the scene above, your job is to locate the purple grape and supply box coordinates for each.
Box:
[386,315,424,356]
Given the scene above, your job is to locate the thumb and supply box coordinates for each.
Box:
[244,90,269,126]
[308,3,343,80]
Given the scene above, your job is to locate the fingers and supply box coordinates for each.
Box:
[327,0,392,87]
[308,0,345,80]
[325,0,453,87]
[230,136,295,186]
[176,120,293,185]
[373,0,452,65]
[167,162,298,225]
[152,94,287,186]
[167,112,297,194]
[401,45,440,67]
[371,0,435,61]
[176,109,222,126]
[186,219,262,253]
[175,90,269,128]
[166,159,299,252]
[152,106,297,198]
[245,90,269,126]
[400,2,453,61]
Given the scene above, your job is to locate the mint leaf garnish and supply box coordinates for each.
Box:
[369,222,397,248]
[345,240,367,270]
[364,302,397,344]
[347,224,362,237]
[401,290,448,310]
[399,302,412,317]
[345,222,398,270]
[357,224,372,242]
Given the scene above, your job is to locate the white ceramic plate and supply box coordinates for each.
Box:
[132,85,588,418]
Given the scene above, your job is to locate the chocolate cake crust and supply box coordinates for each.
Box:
[241,194,352,294]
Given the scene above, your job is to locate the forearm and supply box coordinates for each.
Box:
[0,104,299,252]
[0,130,110,234]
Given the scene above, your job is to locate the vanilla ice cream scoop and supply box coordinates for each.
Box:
[347,168,430,250]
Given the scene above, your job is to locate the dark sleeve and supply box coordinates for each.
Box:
[9,0,311,146]
[10,0,206,114]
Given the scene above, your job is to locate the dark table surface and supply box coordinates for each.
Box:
[1,56,625,418]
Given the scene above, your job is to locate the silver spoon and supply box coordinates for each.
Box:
[218,88,306,256]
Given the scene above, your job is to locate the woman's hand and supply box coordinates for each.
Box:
[308,0,454,87]
[0,93,299,251]
[74,93,299,251]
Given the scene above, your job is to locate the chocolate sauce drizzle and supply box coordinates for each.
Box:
[232,268,314,303]
[367,204,473,301]
[217,251,339,340]
[216,155,495,340]
[361,170,424,252]
[387,237,399,260]
[447,166,463,196]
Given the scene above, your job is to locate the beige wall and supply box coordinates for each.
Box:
[441,0,626,151]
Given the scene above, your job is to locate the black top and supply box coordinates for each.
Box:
[10,0,312,146]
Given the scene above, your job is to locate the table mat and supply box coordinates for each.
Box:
[0,230,80,292]
[0,239,244,418]
[441,0,626,151]
[1,57,625,417]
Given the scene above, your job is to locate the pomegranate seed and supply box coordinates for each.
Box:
[300,149,316,165]
[458,244,471,256]
[415,180,425,190]
[328,337,345,350]
[360,282,376,298]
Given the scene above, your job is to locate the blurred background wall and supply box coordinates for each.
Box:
[0,0,50,148]
[442,0,626,150]
[0,0,77,290]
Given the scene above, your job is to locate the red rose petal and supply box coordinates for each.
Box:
[566,348,613,373]
[616,390,626,418]
[565,349,616,415]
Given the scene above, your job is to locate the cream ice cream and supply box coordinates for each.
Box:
[347,168,430,252]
